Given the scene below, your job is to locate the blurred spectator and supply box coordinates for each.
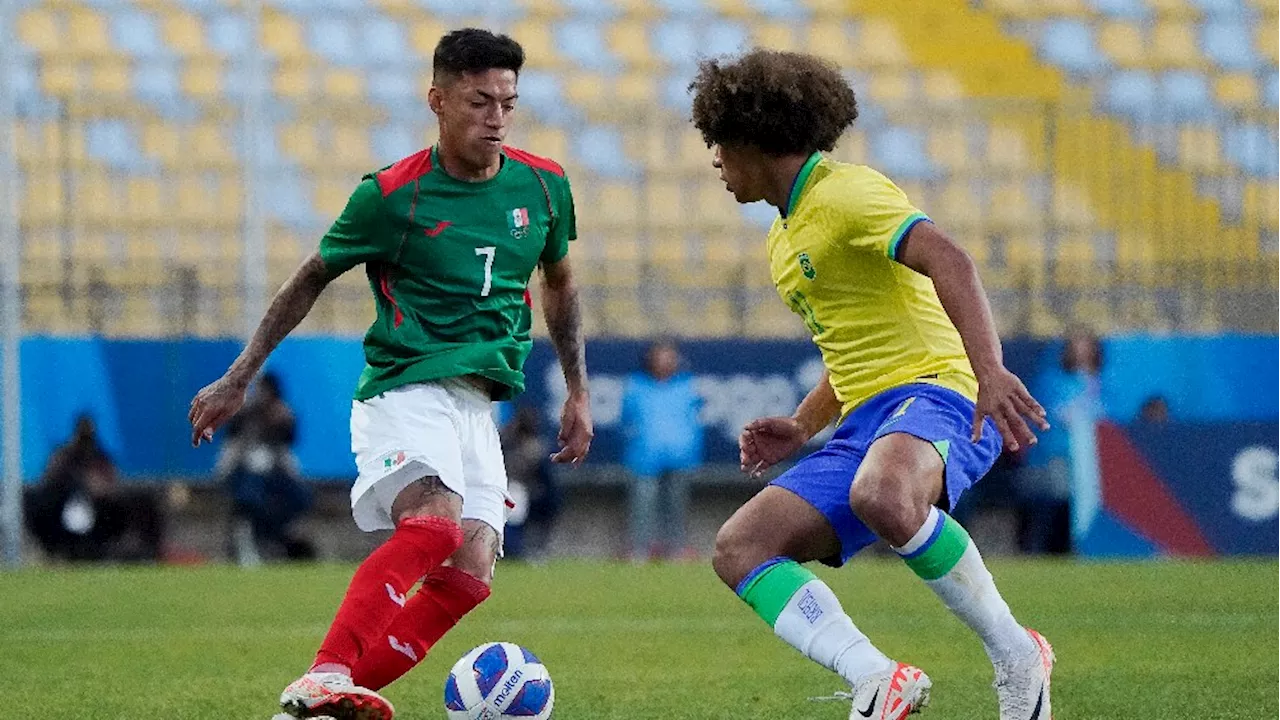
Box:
[24,414,166,563]
[620,340,704,561]
[501,405,562,561]
[216,373,315,565]
[1017,328,1104,554]
[1137,395,1170,426]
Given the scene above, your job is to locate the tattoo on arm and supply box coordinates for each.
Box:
[227,252,332,383]
[541,264,587,395]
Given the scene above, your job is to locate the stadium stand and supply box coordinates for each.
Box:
[11,0,1278,337]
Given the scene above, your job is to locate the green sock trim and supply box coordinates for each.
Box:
[739,560,817,628]
[903,514,971,581]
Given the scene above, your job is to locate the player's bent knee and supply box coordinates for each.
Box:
[446,520,501,585]
[712,518,769,590]
[850,470,929,545]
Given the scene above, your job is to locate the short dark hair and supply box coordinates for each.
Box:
[689,49,858,155]
[433,28,524,84]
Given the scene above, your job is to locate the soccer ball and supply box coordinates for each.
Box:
[444,641,555,719]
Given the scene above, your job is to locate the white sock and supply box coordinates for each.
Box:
[896,507,1036,665]
[773,578,894,685]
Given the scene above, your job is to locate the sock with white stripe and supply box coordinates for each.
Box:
[736,557,893,686]
[895,507,1036,664]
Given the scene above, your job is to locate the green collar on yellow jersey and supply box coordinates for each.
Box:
[782,152,824,219]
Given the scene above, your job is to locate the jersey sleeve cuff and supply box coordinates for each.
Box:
[888,213,930,262]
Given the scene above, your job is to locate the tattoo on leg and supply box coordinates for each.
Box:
[464,523,501,555]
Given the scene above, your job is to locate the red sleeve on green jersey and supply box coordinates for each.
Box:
[318,178,401,275]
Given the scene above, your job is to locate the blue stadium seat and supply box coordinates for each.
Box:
[418,0,524,20]
[134,62,183,107]
[173,0,221,10]
[660,73,692,113]
[518,70,576,123]
[1105,70,1157,117]
[1038,20,1107,75]
[1087,0,1151,19]
[207,14,250,55]
[372,123,419,164]
[740,200,778,228]
[266,170,315,227]
[556,20,619,72]
[575,125,638,178]
[1160,71,1214,119]
[652,20,698,68]
[706,21,751,58]
[87,120,143,169]
[1188,0,1251,17]
[1201,22,1258,70]
[362,17,409,67]
[368,69,416,110]
[1265,70,1279,109]
[654,0,712,18]
[561,0,620,19]
[872,127,936,180]
[111,11,166,58]
[748,0,809,19]
[309,17,356,65]
[1225,124,1280,177]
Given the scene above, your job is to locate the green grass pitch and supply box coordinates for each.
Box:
[1,558,1275,719]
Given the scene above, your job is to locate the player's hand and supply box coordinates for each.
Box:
[551,390,593,465]
[739,416,807,479]
[188,374,249,447]
[972,366,1050,453]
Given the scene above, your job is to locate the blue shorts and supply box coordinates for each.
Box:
[771,383,1002,567]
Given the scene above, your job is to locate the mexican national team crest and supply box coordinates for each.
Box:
[508,207,530,239]
[798,252,816,280]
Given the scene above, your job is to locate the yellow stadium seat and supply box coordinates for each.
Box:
[67,9,112,56]
[985,0,1036,19]
[141,122,181,165]
[190,123,236,167]
[522,124,570,162]
[1098,22,1147,69]
[16,122,60,166]
[753,21,798,52]
[273,62,313,100]
[831,131,867,165]
[709,0,755,18]
[989,183,1040,231]
[607,19,654,70]
[804,22,854,67]
[18,8,61,54]
[510,18,560,68]
[694,179,740,229]
[986,124,1033,172]
[21,172,64,227]
[922,71,966,104]
[615,72,657,107]
[603,230,640,264]
[650,237,687,265]
[853,19,909,68]
[1052,183,1094,229]
[127,177,164,224]
[565,71,605,112]
[262,11,307,60]
[1257,24,1279,64]
[332,126,374,170]
[685,297,736,337]
[675,129,714,175]
[804,0,852,16]
[163,10,207,56]
[927,127,969,172]
[1244,181,1279,230]
[644,179,685,231]
[1042,0,1091,16]
[89,57,132,96]
[1147,0,1199,18]
[312,178,349,219]
[868,73,913,105]
[1177,126,1224,174]
[594,181,641,229]
[933,181,984,234]
[1151,23,1203,68]
[40,59,81,98]
[323,69,364,102]
[182,59,223,100]
[1215,73,1259,108]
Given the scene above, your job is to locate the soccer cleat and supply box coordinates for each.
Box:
[278,672,395,720]
[847,662,932,720]
[993,629,1055,720]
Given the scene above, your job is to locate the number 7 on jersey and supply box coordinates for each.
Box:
[475,246,496,297]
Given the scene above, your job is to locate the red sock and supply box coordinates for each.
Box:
[312,516,464,672]
[351,565,492,691]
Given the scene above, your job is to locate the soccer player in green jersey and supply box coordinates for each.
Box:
[690,50,1054,720]
[189,29,592,720]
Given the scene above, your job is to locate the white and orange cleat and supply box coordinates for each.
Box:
[278,672,395,720]
[847,662,932,720]
[994,629,1055,720]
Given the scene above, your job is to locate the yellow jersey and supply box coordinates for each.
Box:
[766,153,978,417]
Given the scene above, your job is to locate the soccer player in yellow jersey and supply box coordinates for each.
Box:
[691,50,1055,720]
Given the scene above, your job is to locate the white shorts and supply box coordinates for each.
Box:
[349,378,510,541]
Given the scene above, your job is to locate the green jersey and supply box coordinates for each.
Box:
[319,145,576,401]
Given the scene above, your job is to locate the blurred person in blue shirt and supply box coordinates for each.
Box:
[1017,328,1104,554]
[621,340,704,561]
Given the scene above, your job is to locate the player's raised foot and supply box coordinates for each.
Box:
[278,672,395,720]
[848,662,932,720]
[993,629,1055,720]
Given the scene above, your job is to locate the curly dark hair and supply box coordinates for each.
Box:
[433,28,524,83]
[689,49,858,155]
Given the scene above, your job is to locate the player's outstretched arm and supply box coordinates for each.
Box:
[540,257,593,465]
[895,222,1050,451]
[188,252,336,447]
[739,369,841,478]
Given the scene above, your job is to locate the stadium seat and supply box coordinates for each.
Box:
[608,18,654,69]
[1087,0,1152,19]
[262,11,307,60]
[18,7,62,54]
[1257,23,1280,64]
[1098,21,1148,68]
[86,119,142,169]
[1151,22,1205,68]
[986,123,1034,172]
[517,70,574,123]
[111,11,166,58]
[803,21,853,67]
[1159,71,1214,118]
[1038,20,1106,75]
[927,126,970,172]
[1225,124,1280,177]
[557,19,620,71]
[1201,21,1258,70]
[922,70,966,104]
[323,67,365,101]
[576,125,638,178]
[852,18,909,67]
[1104,69,1157,116]
[752,20,798,52]
[643,179,685,231]
[521,124,572,165]
[1214,72,1260,108]
[20,171,64,227]
[68,9,114,56]
[206,13,250,55]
